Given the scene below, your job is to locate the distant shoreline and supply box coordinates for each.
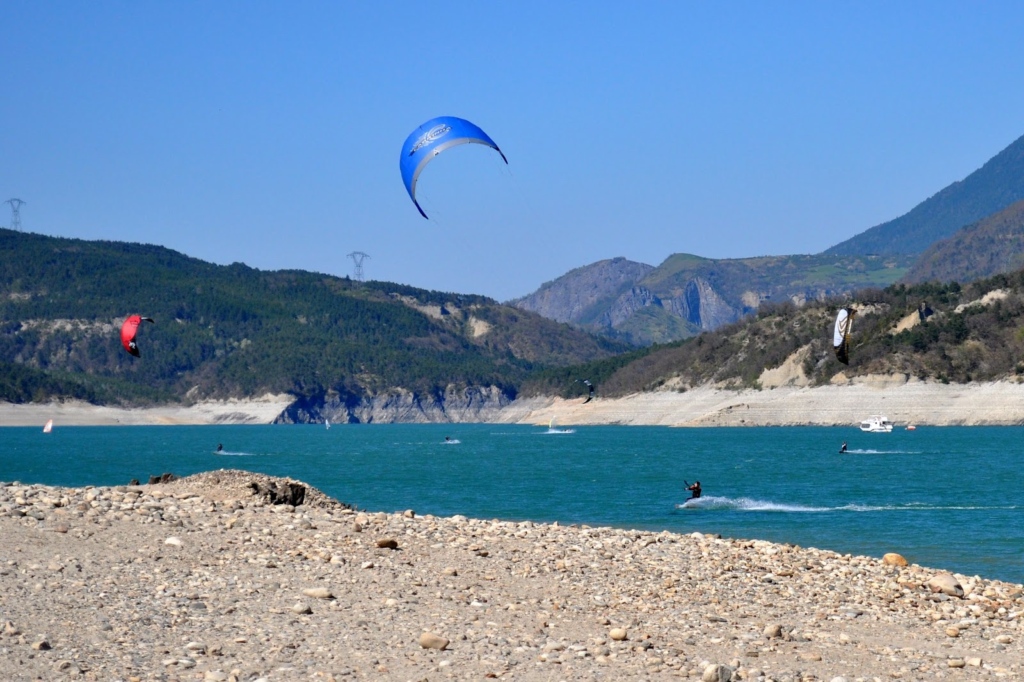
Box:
[4,377,1024,427]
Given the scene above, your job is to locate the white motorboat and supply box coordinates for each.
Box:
[859,415,893,433]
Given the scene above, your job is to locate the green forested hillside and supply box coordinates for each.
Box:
[0,229,628,405]
[903,200,1024,284]
[522,271,1024,398]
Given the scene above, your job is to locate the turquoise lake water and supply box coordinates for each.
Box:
[2,424,1022,584]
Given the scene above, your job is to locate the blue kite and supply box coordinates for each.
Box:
[399,116,507,219]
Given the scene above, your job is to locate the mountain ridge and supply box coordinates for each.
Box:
[824,133,1024,255]
[903,200,1024,284]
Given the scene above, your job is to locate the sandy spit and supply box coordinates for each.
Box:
[0,470,1021,681]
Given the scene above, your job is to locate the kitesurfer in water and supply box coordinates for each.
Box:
[840,442,847,454]
[686,481,702,499]
[216,444,223,453]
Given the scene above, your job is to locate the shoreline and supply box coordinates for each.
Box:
[5,378,1024,427]
[1,470,1021,680]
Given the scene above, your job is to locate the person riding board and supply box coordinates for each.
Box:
[840,442,847,454]
[685,480,702,499]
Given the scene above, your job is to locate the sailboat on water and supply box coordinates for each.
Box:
[325,418,331,430]
[42,419,53,433]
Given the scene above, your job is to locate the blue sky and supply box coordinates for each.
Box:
[3,2,1024,301]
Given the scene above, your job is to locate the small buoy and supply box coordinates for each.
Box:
[906,425,917,431]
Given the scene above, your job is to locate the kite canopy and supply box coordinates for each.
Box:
[399,116,507,219]
[120,314,154,357]
[833,308,855,365]
[580,379,594,404]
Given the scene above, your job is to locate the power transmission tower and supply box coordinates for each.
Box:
[5,199,25,231]
[347,251,370,282]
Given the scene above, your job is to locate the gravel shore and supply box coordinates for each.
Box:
[1,470,1021,682]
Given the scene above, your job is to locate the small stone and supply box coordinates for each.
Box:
[702,663,734,682]
[185,641,206,654]
[609,628,628,641]
[3,621,20,636]
[442,567,458,576]
[164,536,182,547]
[361,561,374,569]
[352,522,363,533]
[376,538,398,549]
[945,626,960,638]
[291,602,312,614]
[995,634,1013,644]
[966,657,982,667]
[763,624,783,639]
[927,573,964,598]
[204,673,229,682]
[54,660,78,673]
[403,509,415,518]
[948,659,966,668]
[302,587,334,600]
[51,523,70,534]
[882,552,908,567]
[384,598,399,607]
[32,639,51,651]
[799,652,822,661]
[419,631,449,650]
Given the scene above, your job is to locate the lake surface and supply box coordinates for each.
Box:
[2,423,1022,584]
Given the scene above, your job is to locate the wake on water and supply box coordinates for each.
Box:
[844,449,922,455]
[676,495,1019,513]
[213,450,267,457]
[678,496,828,512]
[544,428,576,434]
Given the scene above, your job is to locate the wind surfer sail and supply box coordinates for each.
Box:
[832,307,856,365]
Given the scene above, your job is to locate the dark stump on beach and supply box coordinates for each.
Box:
[249,480,306,506]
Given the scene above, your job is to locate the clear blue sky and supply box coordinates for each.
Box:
[4,2,1024,301]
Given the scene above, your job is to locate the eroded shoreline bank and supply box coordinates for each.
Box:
[5,378,1024,427]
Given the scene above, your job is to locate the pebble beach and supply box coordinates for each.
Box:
[1,470,1022,682]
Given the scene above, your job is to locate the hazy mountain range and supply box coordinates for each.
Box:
[514,133,1024,344]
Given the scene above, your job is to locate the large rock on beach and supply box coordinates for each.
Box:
[927,572,965,597]
[249,480,306,506]
[418,631,449,650]
[703,663,734,682]
[883,552,908,567]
